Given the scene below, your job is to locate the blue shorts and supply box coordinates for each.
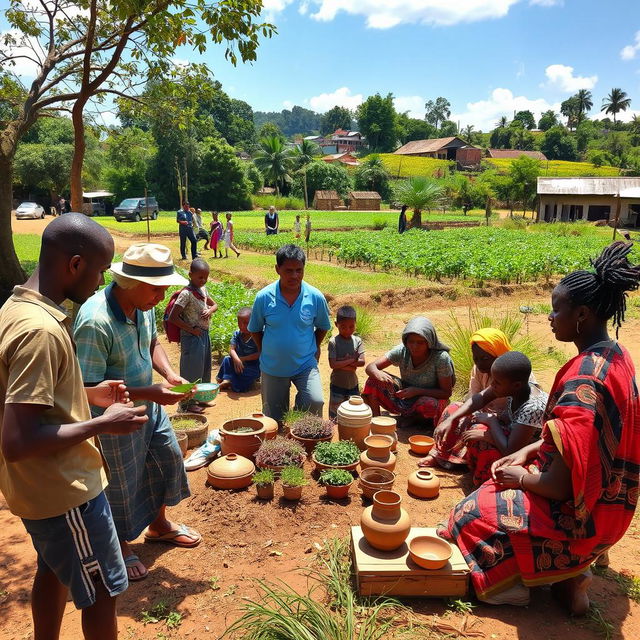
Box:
[22,491,128,609]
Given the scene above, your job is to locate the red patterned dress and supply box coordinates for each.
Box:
[439,341,640,599]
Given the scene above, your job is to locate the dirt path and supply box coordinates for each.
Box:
[3,220,640,639]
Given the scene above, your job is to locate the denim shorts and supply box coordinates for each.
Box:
[22,491,127,609]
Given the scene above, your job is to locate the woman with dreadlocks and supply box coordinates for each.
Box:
[438,242,640,614]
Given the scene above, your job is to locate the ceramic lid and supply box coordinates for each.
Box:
[207,454,255,478]
[338,396,373,417]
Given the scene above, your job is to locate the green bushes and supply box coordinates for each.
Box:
[252,194,306,210]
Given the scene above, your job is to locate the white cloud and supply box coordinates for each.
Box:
[308,86,363,112]
[393,95,425,119]
[282,99,295,109]
[615,108,640,123]
[529,0,562,6]
[1,29,42,79]
[544,64,597,92]
[621,31,640,61]
[451,87,561,131]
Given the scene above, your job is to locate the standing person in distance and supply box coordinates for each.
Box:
[176,201,198,261]
[398,204,408,234]
[223,212,241,258]
[265,205,279,235]
[209,211,224,258]
[0,214,148,640]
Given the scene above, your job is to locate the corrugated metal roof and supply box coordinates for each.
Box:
[537,177,640,196]
[487,149,547,161]
[314,190,339,200]
[349,191,381,199]
[394,137,459,155]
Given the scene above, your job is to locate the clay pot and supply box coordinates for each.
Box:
[407,469,440,499]
[175,431,188,456]
[311,453,359,474]
[290,431,333,457]
[408,535,452,570]
[325,481,353,500]
[256,483,274,500]
[370,416,398,452]
[360,435,396,472]
[282,484,303,500]
[250,412,279,440]
[169,413,208,449]
[358,468,396,499]
[206,454,255,489]
[408,435,435,455]
[337,396,372,450]
[220,418,266,459]
[360,490,411,551]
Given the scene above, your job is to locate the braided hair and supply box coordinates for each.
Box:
[559,241,640,334]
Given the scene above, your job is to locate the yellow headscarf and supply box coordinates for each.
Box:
[469,328,512,357]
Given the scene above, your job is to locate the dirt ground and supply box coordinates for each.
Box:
[2,219,640,639]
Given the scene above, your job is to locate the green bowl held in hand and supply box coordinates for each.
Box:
[193,382,220,403]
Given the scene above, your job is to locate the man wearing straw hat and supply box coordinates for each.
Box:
[74,243,202,583]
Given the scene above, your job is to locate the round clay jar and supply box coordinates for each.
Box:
[250,412,279,440]
[360,434,396,472]
[407,469,440,499]
[336,396,372,450]
[370,416,398,452]
[206,453,255,489]
[360,490,411,551]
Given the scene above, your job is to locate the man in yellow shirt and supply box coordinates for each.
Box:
[0,214,148,640]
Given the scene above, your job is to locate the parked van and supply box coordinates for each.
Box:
[114,196,159,222]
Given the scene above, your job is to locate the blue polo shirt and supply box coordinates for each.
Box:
[248,280,331,377]
[176,209,193,226]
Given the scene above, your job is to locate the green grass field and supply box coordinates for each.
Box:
[95,208,488,235]
[486,158,620,177]
[370,153,453,178]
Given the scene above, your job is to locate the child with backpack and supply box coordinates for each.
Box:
[166,258,217,413]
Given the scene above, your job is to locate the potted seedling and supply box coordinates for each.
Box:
[289,414,334,455]
[255,437,306,473]
[282,408,307,436]
[253,468,276,500]
[319,468,354,500]
[280,465,308,501]
[169,414,209,449]
[312,440,360,473]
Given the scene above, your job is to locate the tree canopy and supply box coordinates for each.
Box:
[356,93,398,153]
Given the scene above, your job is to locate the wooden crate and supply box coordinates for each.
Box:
[351,526,470,597]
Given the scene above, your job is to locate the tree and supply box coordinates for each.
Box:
[0,0,273,299]
[353,155,392,201]
[489,126,512,149]
[560,96,581,130]
[575,89,593,118]
[540,126,578,161]
[496,116,509,128]
[538,110,559,131]
[253,136,295,195]
[439,120,458,137]
[601,88,632,124]
[291,161,352,204]
[320,106,352,135]
[291,139,321,170]
[356,93,398,153]
[244,162,263,194]
[425,97,451,131]
[513,110,536,130]
[510,126,535,151]
[461,125,475,143]
[509,155,541,215]
[258,122,286,142]
[396,114,437,144]
[393,176,444,228]
[14,144,73,200]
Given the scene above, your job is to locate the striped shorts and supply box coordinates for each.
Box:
[22,492,127,608]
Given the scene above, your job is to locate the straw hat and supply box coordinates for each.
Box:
[110,243,188,286]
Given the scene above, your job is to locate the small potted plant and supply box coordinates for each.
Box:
[290,414,334,455]
[280,465,307,501]
[282,408,307,436]
[255,436,306,473]
[253,469,276,500]
[169,414,209,449]
[319,468,354,500]
[312,440,360,473]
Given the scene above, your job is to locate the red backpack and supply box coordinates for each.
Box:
[163,286,206,343]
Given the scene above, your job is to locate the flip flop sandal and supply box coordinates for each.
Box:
[144,524,202,548]
[124,554,149,581]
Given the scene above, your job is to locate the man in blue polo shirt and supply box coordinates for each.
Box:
[176,201,197,260]
[249,244,331,422]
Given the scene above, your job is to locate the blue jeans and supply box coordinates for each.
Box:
[179,225,198,259]
[180,330,212,384]
[261,366,323,422]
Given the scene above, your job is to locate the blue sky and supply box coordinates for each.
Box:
[2,0,639,131]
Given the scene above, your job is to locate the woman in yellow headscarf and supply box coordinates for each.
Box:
[420,328,528,480]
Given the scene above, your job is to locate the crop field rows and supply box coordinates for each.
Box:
[234,227,621,285]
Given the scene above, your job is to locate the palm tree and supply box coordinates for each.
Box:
[601,88,632,124]
[291,139,321,170]
[496,116,509,129]
[253,136,295,195]
[575,89,593,119]
[394,176,444,228]
[462,124,475,143]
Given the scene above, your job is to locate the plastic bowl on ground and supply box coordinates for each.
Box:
[408,535,453,570]
[193,382,220,403]
[408,435,435,455]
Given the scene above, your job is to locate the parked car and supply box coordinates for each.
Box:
[114,197,159,222]
[15,202,46,219]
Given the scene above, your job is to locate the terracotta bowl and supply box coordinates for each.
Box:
[408,435,435,455]
[408,535,452,570]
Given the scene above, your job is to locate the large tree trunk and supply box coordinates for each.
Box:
[410,209,422,228]
[0,152,28,303]
[70,98,88,212]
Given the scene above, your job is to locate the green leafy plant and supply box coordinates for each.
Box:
[282,408,308,430]
[446,598,476,614]
[353,305,377,342]
[256,437,306,468]
[209,576,220,591]
[319,468,354,486]
[280,465,307,488]
[291,415,334,439]
[169,417,202,431]
[313,440,360,466]
[252,469,275,487]
[140,602,182,629]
